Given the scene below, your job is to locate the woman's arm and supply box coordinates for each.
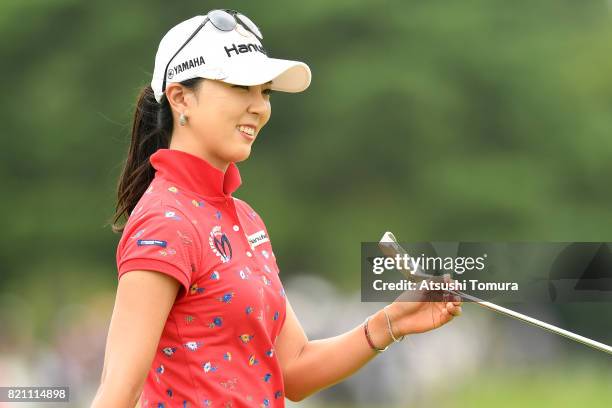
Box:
[90,271,180,408]
[276,293,462,402]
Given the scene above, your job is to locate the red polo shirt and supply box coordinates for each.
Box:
[116,148,287,408]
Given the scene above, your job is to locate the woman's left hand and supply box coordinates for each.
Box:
[386,274,463,337]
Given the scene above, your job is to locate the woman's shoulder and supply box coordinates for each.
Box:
[120,180,200,241]
[231,196,274,239]
[232,196,260,217]
[115,180,204,265]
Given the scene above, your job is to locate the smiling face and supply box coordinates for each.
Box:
[166,79,272,171]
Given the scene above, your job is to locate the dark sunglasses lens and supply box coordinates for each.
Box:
[236,13,263,39]
[208,9,236,31]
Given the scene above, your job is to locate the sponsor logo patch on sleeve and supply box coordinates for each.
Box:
[137,239,168,247]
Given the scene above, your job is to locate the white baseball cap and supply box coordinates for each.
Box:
[151,10,312,103]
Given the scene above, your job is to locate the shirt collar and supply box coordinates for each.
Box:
[149,148,242,198]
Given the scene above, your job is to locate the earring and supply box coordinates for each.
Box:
[179,112,187,126]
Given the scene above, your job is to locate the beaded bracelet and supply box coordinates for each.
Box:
[363,316,388,353]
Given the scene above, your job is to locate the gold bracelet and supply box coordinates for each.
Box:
[383,305,405,343]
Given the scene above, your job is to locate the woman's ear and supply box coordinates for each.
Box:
[165,84,193,115]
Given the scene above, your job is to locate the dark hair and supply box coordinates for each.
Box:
[110,78,203,233]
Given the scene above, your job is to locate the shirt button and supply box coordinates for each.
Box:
[233,225,240,232]
[246,251,252,257]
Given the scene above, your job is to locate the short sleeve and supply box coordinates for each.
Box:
[117,203,201,298]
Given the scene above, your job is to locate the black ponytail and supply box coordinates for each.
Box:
[110,79,202,233]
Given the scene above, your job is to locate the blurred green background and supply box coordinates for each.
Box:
[1,0,611,407]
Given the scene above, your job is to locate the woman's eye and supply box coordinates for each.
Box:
[232,85,272,96]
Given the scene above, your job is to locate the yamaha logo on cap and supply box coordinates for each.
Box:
[167,68,175,80]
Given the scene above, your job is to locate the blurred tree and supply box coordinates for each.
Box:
[1,1,612,340]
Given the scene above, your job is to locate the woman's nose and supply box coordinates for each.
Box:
[247,87,270,115]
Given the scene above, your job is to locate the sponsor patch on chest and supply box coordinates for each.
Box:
[247,230,269,248]
[209,226,232,263]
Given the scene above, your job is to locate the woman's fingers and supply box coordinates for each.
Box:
[446,302,462,316]
[442,275,463,305]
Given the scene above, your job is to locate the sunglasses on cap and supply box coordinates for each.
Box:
[161,9,264,93]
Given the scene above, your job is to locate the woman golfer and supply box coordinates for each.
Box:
[91,9,462,408]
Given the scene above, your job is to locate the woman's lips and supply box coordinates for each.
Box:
[237,127,255,141]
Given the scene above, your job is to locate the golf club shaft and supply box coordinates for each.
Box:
[379,232,612,355]
[452,289,612,354]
